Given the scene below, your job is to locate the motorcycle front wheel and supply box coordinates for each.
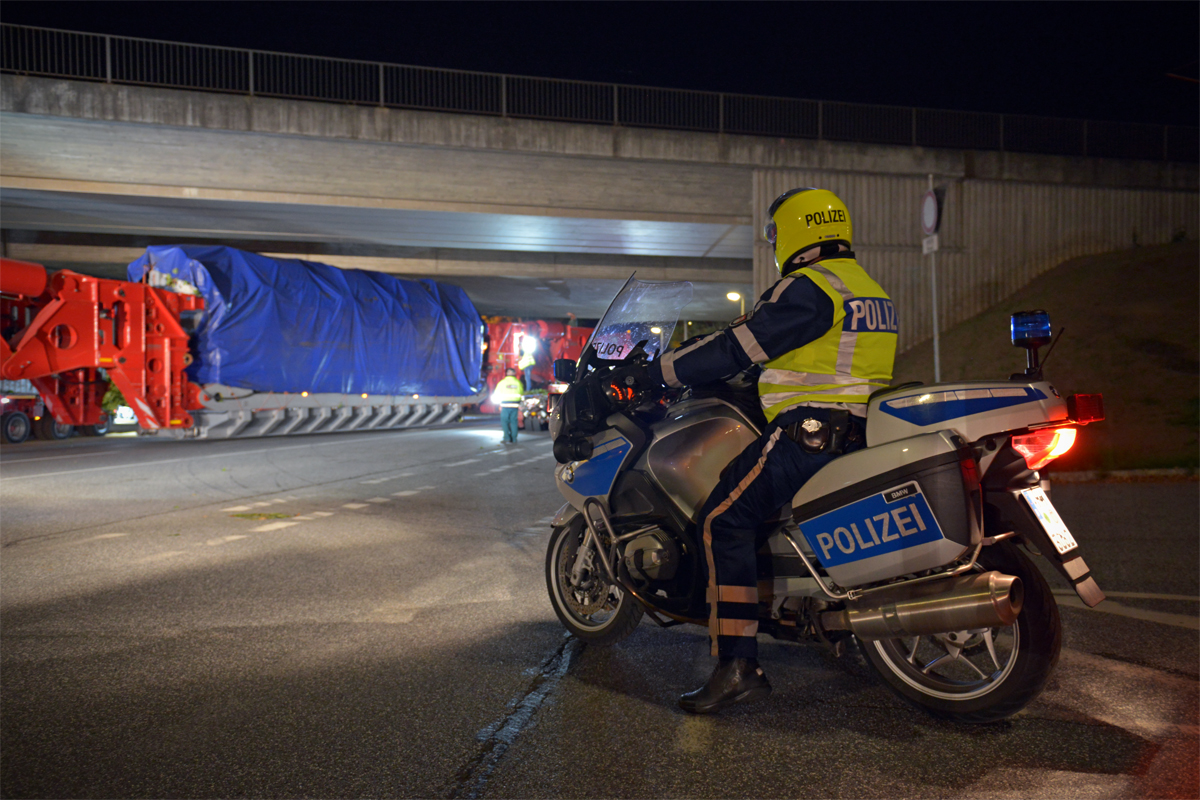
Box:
[858,540,1062,724]
[546,517,643,645]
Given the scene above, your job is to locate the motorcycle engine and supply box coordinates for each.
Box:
[622,530,680,583]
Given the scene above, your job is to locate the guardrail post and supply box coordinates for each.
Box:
[613,84,619,126]
[912,107,918,146]
[104,35,111,83]
[379,62,385,106]
[817,101,823,140]
[248,50,254,96]
[718,93,724,134]
[501,74,507,117]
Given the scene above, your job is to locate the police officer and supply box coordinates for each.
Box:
[492,367,525,444]
[646,188,898,714]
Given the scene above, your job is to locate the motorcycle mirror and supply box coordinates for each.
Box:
[552,358,577,383]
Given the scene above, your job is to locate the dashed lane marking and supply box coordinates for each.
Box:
[207,534,250,545]
[366,497,391,503]
[444,458,482,467]
[293,515,315,520]
[343,503,369,510]
[361,472,414,484]
[221,505,252,512]
[251,521,299,532]
[393,485,436,497]
[311,511,335,517]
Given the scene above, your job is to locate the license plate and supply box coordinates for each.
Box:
[1019,487,1078,555]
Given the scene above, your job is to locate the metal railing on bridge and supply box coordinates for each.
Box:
[3,23,1196,163]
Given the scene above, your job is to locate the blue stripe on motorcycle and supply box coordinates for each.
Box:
[878,386,1047,427]
[568,436,632,497]
[798,482,944,568]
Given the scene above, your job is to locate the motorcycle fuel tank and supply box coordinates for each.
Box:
[644,398,760,520]
[792,431,979,588]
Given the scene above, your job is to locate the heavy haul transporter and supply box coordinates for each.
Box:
[0,249,485,442]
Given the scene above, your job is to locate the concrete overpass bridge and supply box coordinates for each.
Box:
[2,26,1196,349]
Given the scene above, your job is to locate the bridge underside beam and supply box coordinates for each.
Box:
[1,236,753,321]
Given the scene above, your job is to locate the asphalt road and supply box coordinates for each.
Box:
[2,426,1196,799]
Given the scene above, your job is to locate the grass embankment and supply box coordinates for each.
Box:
[892,241,1198,471]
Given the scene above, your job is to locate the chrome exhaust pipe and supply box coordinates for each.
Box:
[821,571,1023,640]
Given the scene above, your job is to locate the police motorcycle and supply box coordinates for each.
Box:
[545,276,1106,723]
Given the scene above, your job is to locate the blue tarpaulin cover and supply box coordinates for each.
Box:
[128,245,483,397]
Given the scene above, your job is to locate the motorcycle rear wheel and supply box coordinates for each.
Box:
[546,518,643,645]
[858,540,1061,724]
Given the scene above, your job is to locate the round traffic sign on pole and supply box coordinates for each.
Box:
[921,190,941,235]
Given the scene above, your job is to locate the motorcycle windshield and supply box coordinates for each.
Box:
[586,275,694,362]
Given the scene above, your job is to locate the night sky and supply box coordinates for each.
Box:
[3,2,1198,127]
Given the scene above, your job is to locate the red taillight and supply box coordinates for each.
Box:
[1068,393,1105,424]
[1012,427,1077,470]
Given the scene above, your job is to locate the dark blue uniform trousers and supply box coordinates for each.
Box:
[696,409,861,659]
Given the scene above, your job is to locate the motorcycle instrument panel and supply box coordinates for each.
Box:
[798,482,945,569]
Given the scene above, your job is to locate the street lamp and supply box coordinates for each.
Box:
[727,291,744,317]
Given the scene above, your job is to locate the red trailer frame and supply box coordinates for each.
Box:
[0,258,205,434]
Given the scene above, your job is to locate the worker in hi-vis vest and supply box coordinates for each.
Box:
[646,188,898,714]
[518,351,537,393]
[492,367,525,444]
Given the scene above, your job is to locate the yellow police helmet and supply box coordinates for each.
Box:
[764,188,853,275]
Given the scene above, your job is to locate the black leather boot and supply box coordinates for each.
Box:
[678,658,772,714]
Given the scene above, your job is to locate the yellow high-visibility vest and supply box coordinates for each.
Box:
[758,258,897,422]
[492,376,525,407]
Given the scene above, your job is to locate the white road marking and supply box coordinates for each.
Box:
[443,458,481,466]
[2,451,113,464]
[393,485,436,497]
[1055,594,1199,630]
[251,521,298,532]
[250,501,272,508]
[207,534,250,545]
[1,435,425,482]
[292,515,315,520]
[1053,589,1199,602]
[90,533,129,540]
[343,503,368,509]
[221,505,252,512]
[310,511,334,517]
[361,474,409,484]
[366,497,391,503]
